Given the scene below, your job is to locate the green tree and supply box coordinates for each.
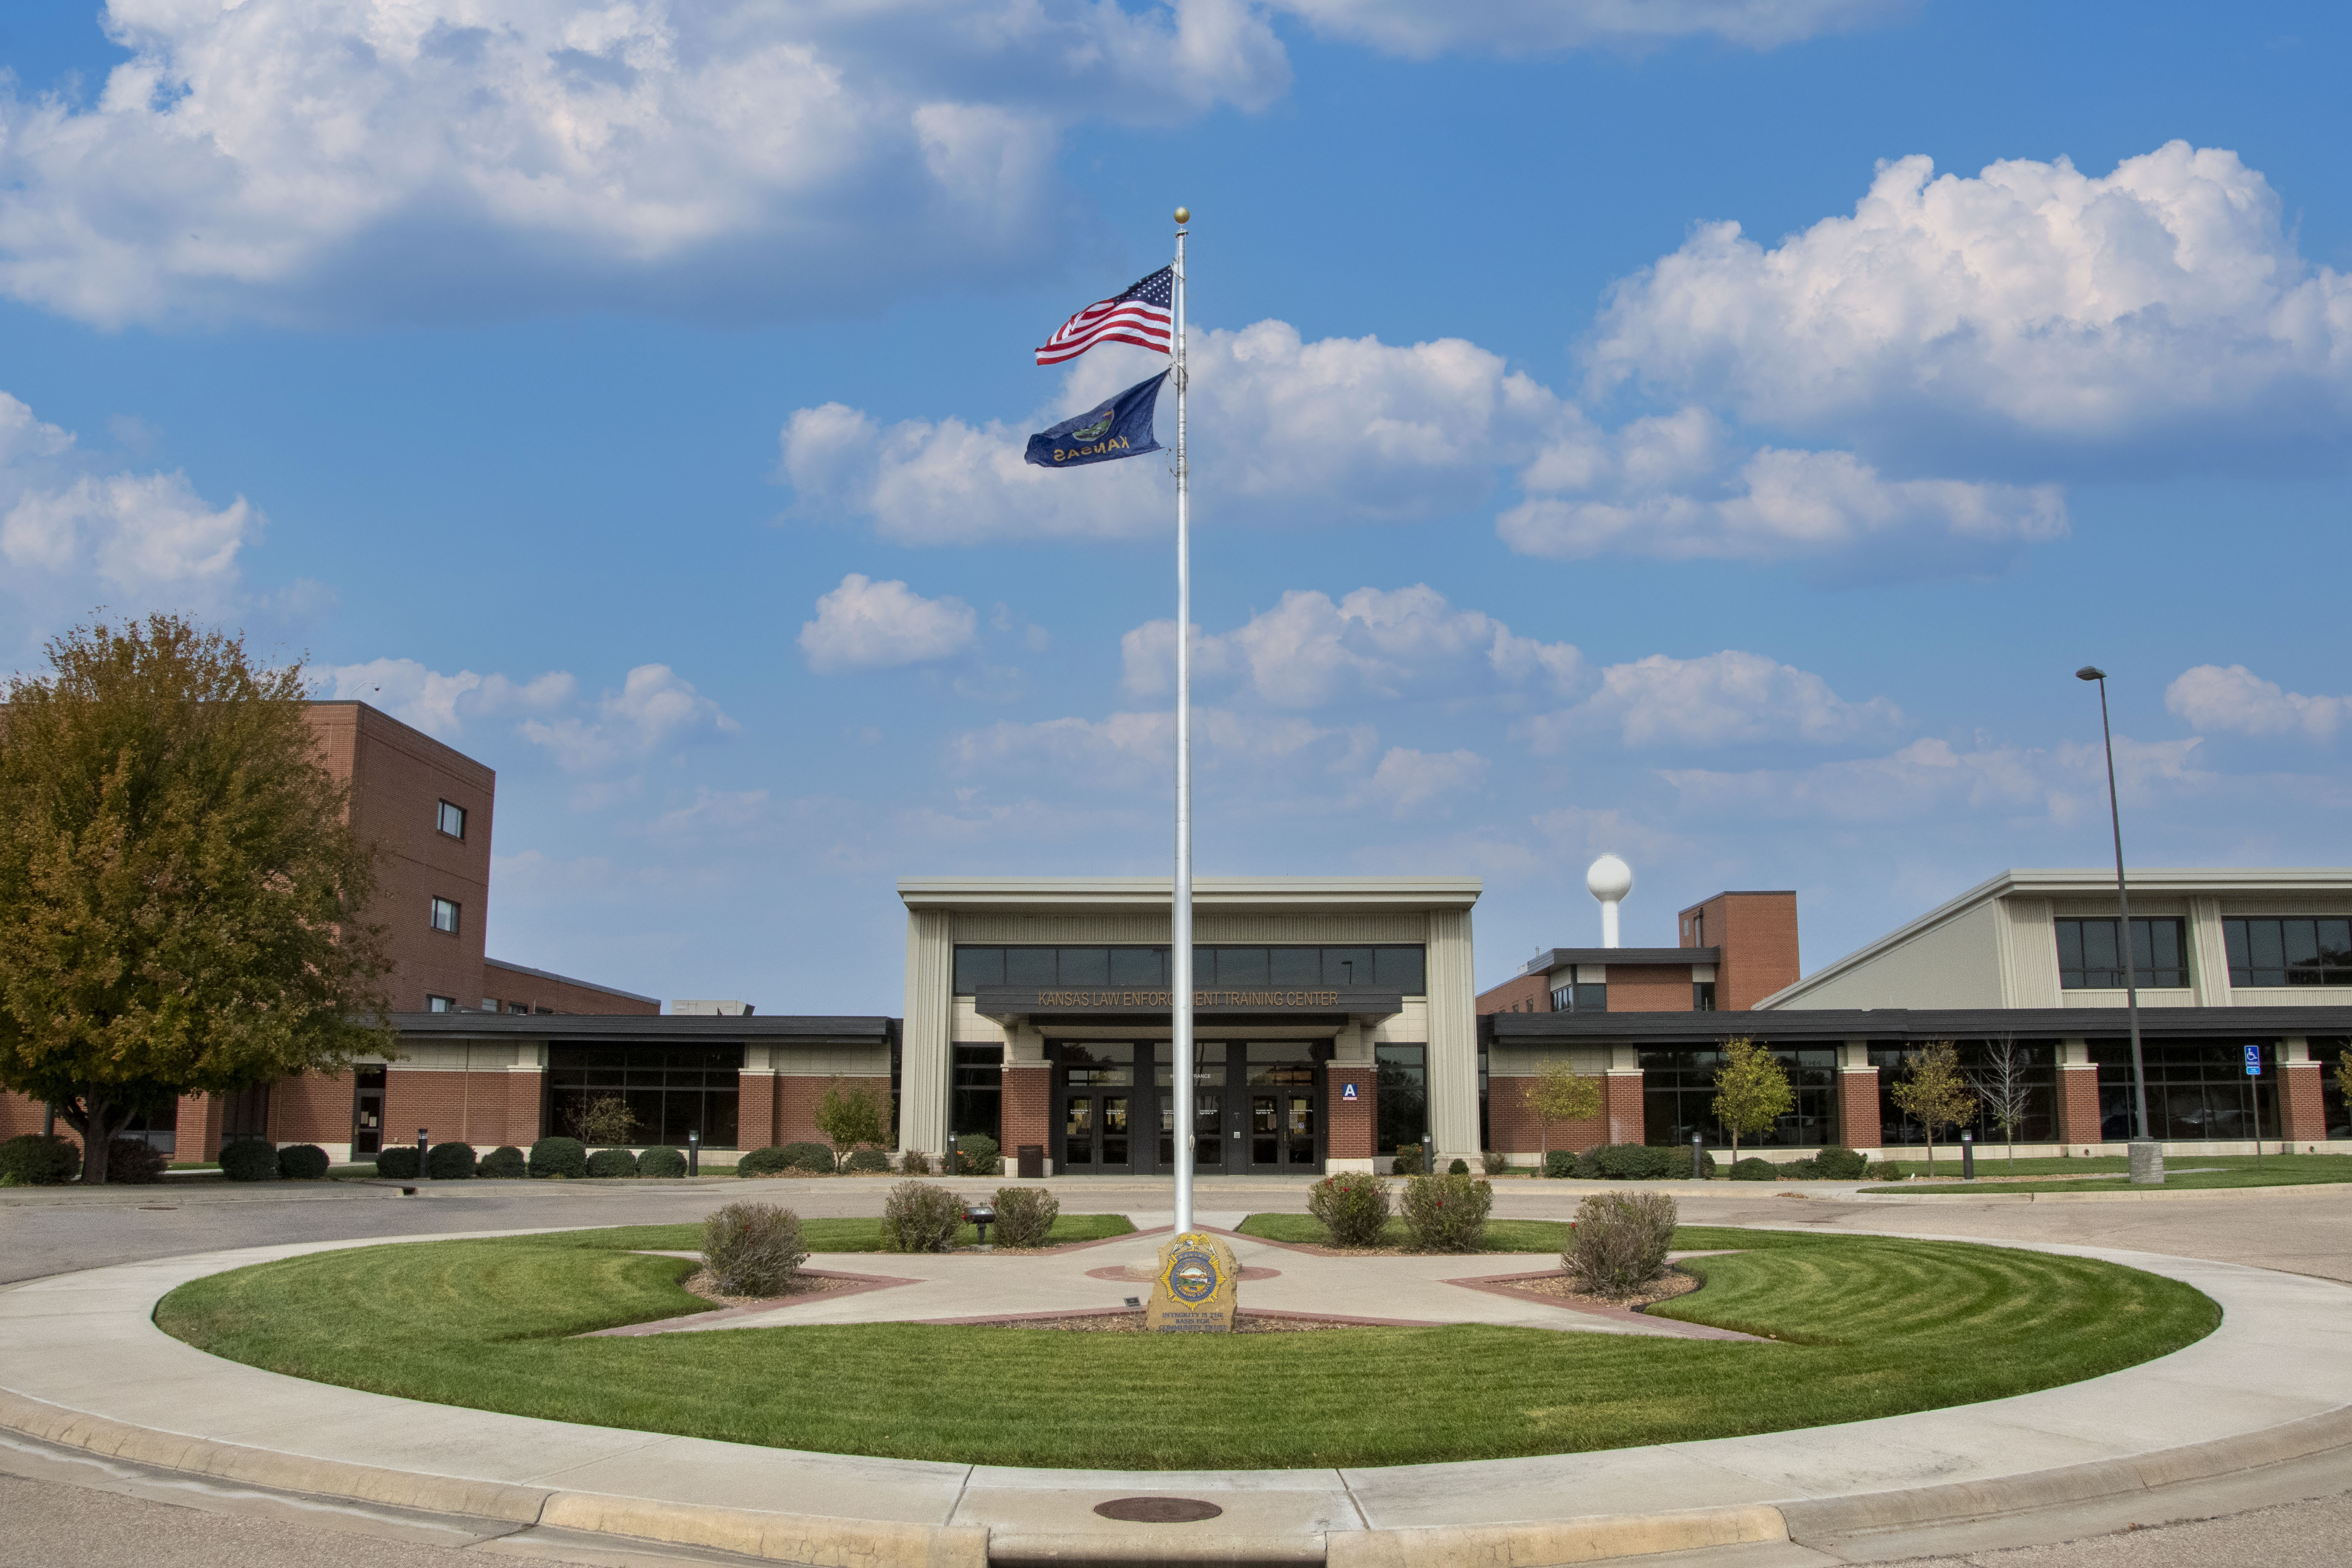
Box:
[2337,1049,2351,1115]
[815,1076,890,1171]
[0,616,392,1182]
[1711,1037,1793,1160]
[1522,1062,1602,1157]
[1892,1040,1979,1172]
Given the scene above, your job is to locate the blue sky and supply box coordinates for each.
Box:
[3,0,2347,1010]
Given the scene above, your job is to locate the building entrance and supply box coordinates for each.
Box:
[1053,1039,1328,1175]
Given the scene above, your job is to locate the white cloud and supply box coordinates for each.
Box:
[1121,584,1584,708]
[799,572,977,673]
[1355,746,1486,816]
[316,657,576,739]
[2167,664,2345,742]
[1271,0,1892,56]
[0,0,1289,327]
[1516,649,1903,751]
[1588,141,2352,463]
[1660,735,2206,824]
[523,663,739,772]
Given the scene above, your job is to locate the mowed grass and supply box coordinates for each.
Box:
[1876,1152,2352,1183]
[1235,1213,1573,1251]
[155,1223,2216,1470]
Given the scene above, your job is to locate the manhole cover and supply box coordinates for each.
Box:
[1093,1496,1223,1524]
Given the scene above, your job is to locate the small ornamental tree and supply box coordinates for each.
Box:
[2337,1048,2351,1118]
[0,616,392,1183]
[1971,1036,2034,1164]
[815,1077,890,1171]
[570,1094,637,1146]
[1711,1037,1793,1160]
[1892,1040,1979,1171]
[1522,1063,1602,1158]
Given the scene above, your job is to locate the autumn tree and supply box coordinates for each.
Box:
[1711,1037,1793,1160]
[0,616,392,1182]
[1522,1062,1603,1157]
[1971,1036,2035,1164]
[1892,1040,1979,1172]
[815,1076,891,1170]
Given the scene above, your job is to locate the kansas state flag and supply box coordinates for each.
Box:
[1024,372,1167,469]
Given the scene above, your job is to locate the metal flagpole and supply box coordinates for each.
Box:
[1171,206,1194,1238]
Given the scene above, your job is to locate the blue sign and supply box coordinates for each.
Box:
[1341,1082,1359,1101]
[2245,1045,2262,1077]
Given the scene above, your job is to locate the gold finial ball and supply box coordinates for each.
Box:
[1173,206,1190,225]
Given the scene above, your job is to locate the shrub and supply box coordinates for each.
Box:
[1566,1190,1678,1297]
[424,1141,476,1179]
[586,1147,639,1178]
[639,1145,688,1178]
[880,1180,963,1252]
[898,1149,935,1176]
[1729,1157,1777,1181]
[219,1139,278,1182]
[846,1148,892,1174]
[991,1186,1060,1247]
[1399,1173,1492,1253]
[375,1145,420,1179]
[953,1134,1000,1176]
[702,1201,807,1296]
[1814,1145,1869,1180]
[106,1139,167,1184]
[1543,1149,1576,1179]
[0,1133,80,1186]
[778,1141,835,1174]
[478,1146,527,1179]
[1307,1171,1391,1247]
[1447,1157,1470,1175]
[276,1144,330,1180]
[735,1146,793,1177]
[1390,1144,1426,1176]
[1780,1157,1822,1180]
[528,1137,588,1179]
[1481,1150,1508,1175]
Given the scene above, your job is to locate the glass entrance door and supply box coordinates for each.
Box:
[1243,1042,1322,1172]
[1056,1043,1138,1173]
[1158,1042,1227,1172]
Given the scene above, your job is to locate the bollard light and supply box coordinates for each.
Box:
[1961,1129,1976,1181]
[1692,1132,1705,1180]
[417,1127,430,1180]
[965,1202,996,1247]
[947,1132,960,1178]
[688,1129,699,1177]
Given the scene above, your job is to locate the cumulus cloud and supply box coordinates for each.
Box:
[1516,649,1903,751]
[1354,746,1486,816]
[523,664,740,772]
[2167,664,2345,742]
[1273,0,1892,56]
[799,573,977,673]
[0,0,1289,327]
[1588,141,2352,466]
[1121,584,1584,708]
[316,657,576,738]
[1661,735,2205,823]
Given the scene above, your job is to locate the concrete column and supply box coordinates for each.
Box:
[1424,907,1480,1161]
[898,908,953,1157]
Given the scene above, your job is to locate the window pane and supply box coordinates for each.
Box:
[1057,947,1109,985]
[2056,921,2085,983]
[1193,947,1214,985]
[953,947,1004,991]
[1004,947,1056,986]
[2225,920,2251,983]
[1374,947,1426,992]
[2249,920,2285,972]
[1109,947,1165,987]
[2284,920,2320,969]
[1217,947,1269,986]
[2320,921,2352,967]
[1268,947,1320,986]
[2082,919,2117,976]
[1323,947,1375,986]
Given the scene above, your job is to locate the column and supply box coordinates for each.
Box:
[1002,1065,1053,1172]
[1326,1063,1375,1171]
[1602,1045,1644,1146]
[1836,1040,1880,1149]
[2054,1038,2104,1149]
[738,1062,781,1152]
[898,908,953,1157]
[2278,1038,2326,1148]
[1424,907,1480,1161]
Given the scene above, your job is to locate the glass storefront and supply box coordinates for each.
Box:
[1639,1046,1838,1147]
[1873,1040,2058,1148]
[2092,1040,2276,1142]
[1375,1043,1426,1154]
[546,1043,742,1147]
[1054,1039,1328,1173]
[952,1044,1002,1141]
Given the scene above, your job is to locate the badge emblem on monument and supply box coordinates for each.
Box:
[1146,1230,1239,1332]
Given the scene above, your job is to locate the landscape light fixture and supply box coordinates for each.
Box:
[417,1127,430,1180]
[2076,665,2160,1182]
[966,1202,996,1248]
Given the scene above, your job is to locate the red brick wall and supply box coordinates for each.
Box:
[1486,1075,1608,1154]
[740,1074,781,1149]
[1003,1066,1052,1162]
[0,1091,45,1139]
[2281,1062,2326,1144]
[482,960,658,1017]
[270,1073,354,1145]
[1837,1068,1880,1147]
[1327,1065,1375,1160]
[1680,892,1799,1009]
[2056,1064,2104,1147]
[1609,964,1696,1013]
[1603,1073,1644,1146]
[777,1076,893,1149]
[383,1069,542,1150]
[1475,974,1551,1015]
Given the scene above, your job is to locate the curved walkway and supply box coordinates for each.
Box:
[3,1227,2350,1567]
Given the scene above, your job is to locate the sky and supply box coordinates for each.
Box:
[2,0,2348,1010]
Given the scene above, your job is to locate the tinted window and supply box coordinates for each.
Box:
[1323,948,1375,985]
[1004,947,1056,986]
[1110,947,1165,987]
[2224,918,2352,986]
[953,947,1004,991]
[1374,946,1426,992]
[1268,947,1321,986]
[1217,947,1269,986]
[1058,947,1110,985]
[2055,917,2187,988]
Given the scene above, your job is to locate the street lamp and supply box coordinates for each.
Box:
[2076,666,2161,1184]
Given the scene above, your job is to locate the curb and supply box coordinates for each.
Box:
[1857,1182,2352,1203]
[1323,1505,1788,1566]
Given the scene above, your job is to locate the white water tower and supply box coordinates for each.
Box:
[1587,854,1633,948]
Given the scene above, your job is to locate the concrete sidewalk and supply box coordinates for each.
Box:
[3,1226,2350,1566]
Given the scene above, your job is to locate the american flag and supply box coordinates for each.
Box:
[1034,267,1173,365]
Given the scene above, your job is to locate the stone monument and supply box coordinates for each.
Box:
[1145,1230,1239,1332]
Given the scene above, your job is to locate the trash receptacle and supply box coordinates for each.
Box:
[1017,1144,1045,1179]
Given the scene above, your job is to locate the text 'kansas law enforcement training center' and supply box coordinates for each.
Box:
[3,701,2345,1168]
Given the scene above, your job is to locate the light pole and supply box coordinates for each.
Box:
[2076,666,2161,1184]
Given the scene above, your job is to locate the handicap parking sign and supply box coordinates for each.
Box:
[2245,1045,2262,1076]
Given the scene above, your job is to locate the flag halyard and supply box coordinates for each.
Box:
[1034,267,1174,365]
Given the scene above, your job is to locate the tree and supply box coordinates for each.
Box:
[571,1095,638,1145]
[1522,1062,1602,1157]
[0,616,391,1182]
[1892,1040,1979,1172]
[1971,1036,2034,1164]
[815,1076,890,1171]
[2338,1049,2351,1121]
[1711,1037,1793,1160]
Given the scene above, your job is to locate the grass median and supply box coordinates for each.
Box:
[1873,1152,2352,1184]
[155,1220,2216,1470]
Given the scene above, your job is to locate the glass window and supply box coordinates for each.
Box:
[1375,1043,1426,1153]
[2317,1039,2351,1140]
[1323,948,1375,986]
[1058,947,1109,985]
[1246,1040,1318,1084]
[1059,1042,1133,1086]
[427,994,454,1012]
[2091,1040,2277,1142]
[430,896,460,934]
[952,1045,1002,1141]
[1871,1040,2057,1147]
[1110,947,1165,987]
[506,1001,529,1015]
[1269,947,1321,986]
[1374,947,1426,992]
[954,944,1427,994]
[1641,1046,1837,1148]
[546,1043,743,1147]
[1156,1041,1228,1086]
[1693,982,1717,1011]
[953,947,1004,991]
[1217,948,1270,986]
[436,799,466,838]
[1551,983,1608,1012]
[1004,947,1056,987]
[2055,917,2188,988]
[2224,919,2352,987]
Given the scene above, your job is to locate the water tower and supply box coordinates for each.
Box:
[1587,854,1633,948]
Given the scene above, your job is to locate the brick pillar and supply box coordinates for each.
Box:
[1838,1067,1880,1149]
[738,1071,780,1152]
[2281,1063,2326,1146]
[1603,1071,1645,1146]
[183,1093,225,1162]
[1326,1064,1375,1163]
[2057,1064,2104,1149]
[501,1069,544,1149]
[1003,1065,1052,1170]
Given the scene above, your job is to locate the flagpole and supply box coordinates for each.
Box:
[1171,206,1194,1239]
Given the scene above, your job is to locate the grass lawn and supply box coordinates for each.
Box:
[1873,1152,2352,1181]
[1884,1159,2352,1195]
[157,1222,2215,1470]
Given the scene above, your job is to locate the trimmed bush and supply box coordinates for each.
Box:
[1585,1143,1677,1181]
[276,1144,330,1180]
[1307,1171,1391,1247]
[991,1186,1060,1248]
[846,1148,892,1174]
[1399,1172,1492,1253]
[479,1146,527,1179]
[426,1141,477,1179]
[219,1139,278,1182]
[106,1139,167,1184]
[1566,1190,1678,1297]
[639,1146,688,1178]
[0,1133,80,1186]
[953,1134,1000,1176]
[586,1147,639,1178]
[1729,1156,1777,1181]
[881,1180,964,1252]
[1780,1157,1822,1180]
[736,1146,792,1177]
[898,1149,935,1176]
[777,1141,835,1174]
[528,1137,588,1179]
[702,1201,807,1296]
[1481,1150,1508,1175]
[1814,1145,1869,1180]
[1447,1157,1471,1175]
[375,1145,420,1179]
[1390,1144,1425,1176]
[1543,1149,1576,1179]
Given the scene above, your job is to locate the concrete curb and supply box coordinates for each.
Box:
[1323,1505,1788,1566]
[1857,1182,2352,1203]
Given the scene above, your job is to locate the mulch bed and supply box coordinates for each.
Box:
[973,1311,1359,1333]
[1505,1267,1699,1311]
[682,1269,866,1309]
